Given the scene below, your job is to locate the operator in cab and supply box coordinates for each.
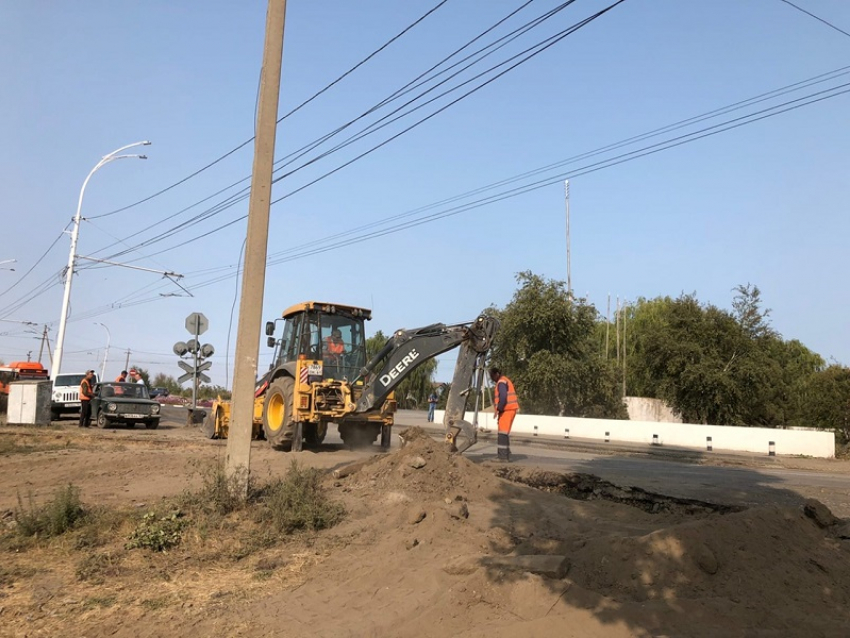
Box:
[324,329,345,364]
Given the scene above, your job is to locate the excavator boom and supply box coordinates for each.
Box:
[353,315,499,453]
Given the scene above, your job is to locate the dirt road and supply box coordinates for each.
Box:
[2,409,850,637]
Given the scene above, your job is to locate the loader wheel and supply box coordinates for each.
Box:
[339,423,381,449]
[202,409,219,439]
[262,377,295,450]
[303,423,327,448]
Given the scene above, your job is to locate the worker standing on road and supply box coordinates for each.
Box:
[427,390,438,423]
[79,370,95,428]
[489,367,519,461]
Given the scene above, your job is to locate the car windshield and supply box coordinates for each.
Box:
[100,383,150,399]
[55,374,86,387]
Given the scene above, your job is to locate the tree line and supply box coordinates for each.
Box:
[485,272,849,442]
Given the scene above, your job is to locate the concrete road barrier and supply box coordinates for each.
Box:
[436,410,835,458]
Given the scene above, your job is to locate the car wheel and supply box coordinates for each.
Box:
[96,412,110,429]
[145,419,159,430]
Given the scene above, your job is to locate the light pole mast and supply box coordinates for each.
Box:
[564,180,572,301]
[51,141,150,381]
[96,323,111,380]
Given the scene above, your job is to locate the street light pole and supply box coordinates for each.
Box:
[96,322,111,381]
[51,141,150,381]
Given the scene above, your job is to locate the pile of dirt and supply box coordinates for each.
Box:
[4,425,850,637]
[319,437,850,637]
[341,426,502,499]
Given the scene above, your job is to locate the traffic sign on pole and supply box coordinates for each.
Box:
[178,360,194,374]
[178,371,194,384]
[198,372,211,384]
[197,361,212,373]
[185,312,208,336]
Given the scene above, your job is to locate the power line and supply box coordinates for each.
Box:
[93,0,626,264]
[88,0,455,220]
[85,0,573,260]
[0,228,67,300]
[777,0,850,39]
[156,78,850,296]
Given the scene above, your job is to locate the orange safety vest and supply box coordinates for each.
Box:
[79,378,94,401]
[325,337,344,355]
[495,375,519,412]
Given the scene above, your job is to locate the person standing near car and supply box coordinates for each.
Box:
[79,370,95,428]
[115,370,127,383]
[129,369,145,385]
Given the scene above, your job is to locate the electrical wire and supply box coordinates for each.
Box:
[94,0,626,263]
[0,228,67,300]
[171,78,850,293]
[225,238,248,388]
[777,0,850,39]
[87,0,582,261]
[88,0,455,220]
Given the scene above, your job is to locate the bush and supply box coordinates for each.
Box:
[179,461,248,518]
[258,461,344,534]
[15,484,86,538]
[126,512,186,552]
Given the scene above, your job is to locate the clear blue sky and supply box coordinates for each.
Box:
[1,0,848,384]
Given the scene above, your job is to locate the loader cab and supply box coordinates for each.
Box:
[268,302,371,382]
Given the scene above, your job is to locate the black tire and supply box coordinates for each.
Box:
[145,418,160,430]
[202,409,219,439]
[339,423,381,449]
[380,424,392,452]
[96,412,110,429]
[303,422,327,448]
[50,409,61,421]
[262,377,295,449]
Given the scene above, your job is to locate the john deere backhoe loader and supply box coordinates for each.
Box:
[204,301,497,454]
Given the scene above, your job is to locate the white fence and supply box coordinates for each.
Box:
[435,410,835,458]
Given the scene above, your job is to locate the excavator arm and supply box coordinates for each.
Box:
[353,315,499,453]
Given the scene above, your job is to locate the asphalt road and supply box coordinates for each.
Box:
[391,409,850,518]
[158,406,850,518]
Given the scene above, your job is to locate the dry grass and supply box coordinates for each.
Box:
[0,460,347,635]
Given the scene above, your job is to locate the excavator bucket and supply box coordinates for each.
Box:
[446,419,477,454]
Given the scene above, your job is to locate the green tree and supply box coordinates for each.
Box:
[623,289,826,427]
[789,365,850,444]
[490,272,626,418]
[150,373,182,395]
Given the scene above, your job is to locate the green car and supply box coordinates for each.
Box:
[91,382,161,429]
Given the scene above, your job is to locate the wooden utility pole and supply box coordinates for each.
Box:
[226,0,287,494]
[37,325,49,364]
[605,294,610,358]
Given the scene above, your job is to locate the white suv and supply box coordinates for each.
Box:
[51,372,99,421]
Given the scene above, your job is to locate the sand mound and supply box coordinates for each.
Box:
[327,439,850,637]
[343,426,501,499]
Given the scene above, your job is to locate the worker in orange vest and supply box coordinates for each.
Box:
[489,367,519,461]
[324,329,345,364]
[79,369,95,428]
